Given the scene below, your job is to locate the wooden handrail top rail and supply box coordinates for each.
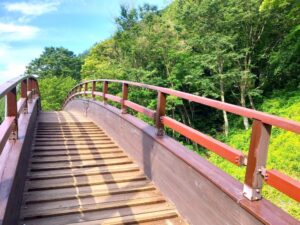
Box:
[68,79,300,134]
[0,76,38,99]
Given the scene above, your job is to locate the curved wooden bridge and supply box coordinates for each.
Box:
[0,76,299,225]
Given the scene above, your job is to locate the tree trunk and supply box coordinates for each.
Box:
[240,79,249,130]
[220,78,229,137]
[248,94,255,109]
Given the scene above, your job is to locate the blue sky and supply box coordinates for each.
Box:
[0,0,171,84]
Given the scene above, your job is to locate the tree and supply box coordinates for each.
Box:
[39,76,77,111]
[26,47,82,81]
[81,40,123,80]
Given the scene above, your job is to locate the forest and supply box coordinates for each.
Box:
[1,0,299,219]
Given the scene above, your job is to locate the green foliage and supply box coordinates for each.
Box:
[0,98,5,123]
[39,76,77,111]
[26,47,83,81]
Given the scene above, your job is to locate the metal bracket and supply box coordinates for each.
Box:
[156,128,164,137]
[9,130,18,141]
[243,184,262,201]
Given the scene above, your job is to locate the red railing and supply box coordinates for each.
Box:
[63,79,300,203]
[0,76,40,154]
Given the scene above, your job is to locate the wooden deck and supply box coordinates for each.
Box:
[19,112,186,225]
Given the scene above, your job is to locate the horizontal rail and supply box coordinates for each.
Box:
[161,116,245,166]
[17,98,27,116]
[124,100,156,119]
[105,94,122,103]
[64,79,300,203]
[0,117,15,154]
[265,170,300,202]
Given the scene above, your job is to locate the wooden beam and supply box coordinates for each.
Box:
[243,120,272,200]
[155,91,166,136]
[103,81,108,104]
[6,87,18,140]
[92,81,96,100]
[121,83,129,114]
[21,79,28,113]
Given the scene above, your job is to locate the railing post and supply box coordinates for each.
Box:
[84,83,88,97]
[92,81,96,100]
[103,81,108,104]
[28,78,33,103]
[243,120,272,200]
[79,84,83,97]
[121,83,128,114]
[21,79,28,114]
[6,87,18,140]
[155,91,166,136]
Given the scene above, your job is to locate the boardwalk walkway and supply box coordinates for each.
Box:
[19,112,186,225]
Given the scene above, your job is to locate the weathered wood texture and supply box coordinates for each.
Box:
[19,112,186,225]
[64,99,299,225]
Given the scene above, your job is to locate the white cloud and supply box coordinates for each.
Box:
[4,1,60,16]
[0,44,42,84]
[0,22,39,41]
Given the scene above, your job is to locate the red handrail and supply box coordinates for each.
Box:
[63,79,300,203]
[0,76,40,154]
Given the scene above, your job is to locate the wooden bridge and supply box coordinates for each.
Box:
[0,76,299,225]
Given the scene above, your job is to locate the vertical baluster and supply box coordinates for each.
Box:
[32,79,36,96]
[121,83,128,114]
[92,81,96,100]
[155,91,166,136]
[28,78,33,103]
[6,87,18,140]
[84,83,88,97]
[79,84,83,97]
[21,79,28,114]
[243,120,272,200]
[103,81,108,104]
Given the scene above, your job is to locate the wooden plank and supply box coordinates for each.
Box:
[28,164,140,180]
[33,143,119,151]
[30,158,134,171]
[37,127,101,131]
[34,140,113,147]
[35,134,108,139]
[38,122,94,126]
[21,202,174,225]
[32,148,123,157]
[35,130,104,134]
[26,171,145,190]
[30,152,127,163]
[66,210,180,225]
[21,196,166,219]
[23,189,161,212]
[23,180,153,203]
[34,136,111,141]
